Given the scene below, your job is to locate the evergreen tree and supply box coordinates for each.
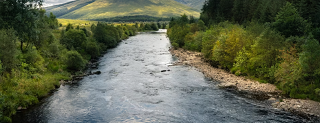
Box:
[273,2,309,37]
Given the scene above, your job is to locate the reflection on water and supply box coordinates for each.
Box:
[13,30,313,123]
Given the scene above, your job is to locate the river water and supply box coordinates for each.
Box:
[13,30,311,122]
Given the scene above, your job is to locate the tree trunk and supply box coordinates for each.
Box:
[20,41,23,52]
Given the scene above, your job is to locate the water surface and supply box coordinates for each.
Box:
[13,30,310,123]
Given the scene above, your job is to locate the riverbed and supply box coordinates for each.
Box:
[13,30,310,122]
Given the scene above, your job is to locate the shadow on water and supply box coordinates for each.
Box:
[13,29,318,123]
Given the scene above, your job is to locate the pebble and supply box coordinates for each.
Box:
[268,98,276,101]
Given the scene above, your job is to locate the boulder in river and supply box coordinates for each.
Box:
[93,71,101,75]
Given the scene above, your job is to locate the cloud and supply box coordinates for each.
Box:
[43,0,75,7]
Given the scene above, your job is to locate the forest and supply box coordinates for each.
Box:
[0,0,165,122]
[168,0,320,102]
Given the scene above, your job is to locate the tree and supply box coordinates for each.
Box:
[198,20,206,31]
[49,12,58,29]
[93,23,117,48]
[86,38,101,59]
[65,50,86,71]
[157,23,161,29]
[0,0,43,51]
[189,16,195,24]
[162,23,167,29]
[0,29,18,72]
[151,23,159,31]
[66,23,74,32]
[179,14,189,25]
[273,2,309,37]
[61,29,87,50]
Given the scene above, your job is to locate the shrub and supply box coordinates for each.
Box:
[23,47,45,72]
[86,39,101,59]
[65,51,86,71]
[316,88,320,96]
[233,25,285,82]
[275,47,303,95]
[48,42,60,58]
[201,22,232,59]
[171,42,179,50]
[212,25,247,69]
[299,37,320,75]
[184,31,204,52]
[61,29,87,50]
[167,25,189,48]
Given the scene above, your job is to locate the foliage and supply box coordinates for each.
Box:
[86,38,101,59]
[212,24,248,69]
[66,23,74,32]
[168,0,320,103]
[0,29,19,72]
[184,31,204,52]
[167,25,189,47]
[23,47,45,73]
[0,16,137,121]
[65,50,86,71]
[273,2,310,37]
[0,0,43,51]
[61,29,87,50]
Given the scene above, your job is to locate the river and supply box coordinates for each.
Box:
[13,30,310,122]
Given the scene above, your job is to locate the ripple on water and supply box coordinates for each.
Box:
[12,31,314,123]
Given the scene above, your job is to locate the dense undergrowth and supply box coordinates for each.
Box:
[0,1,166,122]
[168,1,320,103]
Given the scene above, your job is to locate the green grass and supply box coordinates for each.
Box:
[57,19,136,30]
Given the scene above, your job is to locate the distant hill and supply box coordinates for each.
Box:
[174,0,206,10]
[45,0,200,21]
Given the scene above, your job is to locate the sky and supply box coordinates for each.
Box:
[43,0,75,7]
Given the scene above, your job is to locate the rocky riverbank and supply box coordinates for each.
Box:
[170,48,320,119]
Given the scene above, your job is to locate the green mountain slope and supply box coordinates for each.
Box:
[45,0,200,20]
[174,0,206,10]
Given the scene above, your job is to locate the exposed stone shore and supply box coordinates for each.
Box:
[170,48,320,119]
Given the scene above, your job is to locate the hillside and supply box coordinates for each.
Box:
[174,0,206,10]
[45,0,200,21]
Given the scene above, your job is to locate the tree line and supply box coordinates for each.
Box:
[168,0,320,102]
[0,0,152,122]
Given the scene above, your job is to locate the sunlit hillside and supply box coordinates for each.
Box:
[174,0,206,10]
[45,0,200,20]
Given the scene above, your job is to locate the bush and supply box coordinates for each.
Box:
[201,22,233,59]
[184,31,204,52]
[86,39,101,59]
[171,42,179,50]
[93,23,118,48]
[235,27,285,81]
[211,24,248,69]
[275,47,303,95]
[23,47,45,73]
[48,42,60,58]
[167,25,189,48]
[61,29,87,50]
[65,51,86,71]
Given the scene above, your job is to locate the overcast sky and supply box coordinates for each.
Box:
[43,0,75,7]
